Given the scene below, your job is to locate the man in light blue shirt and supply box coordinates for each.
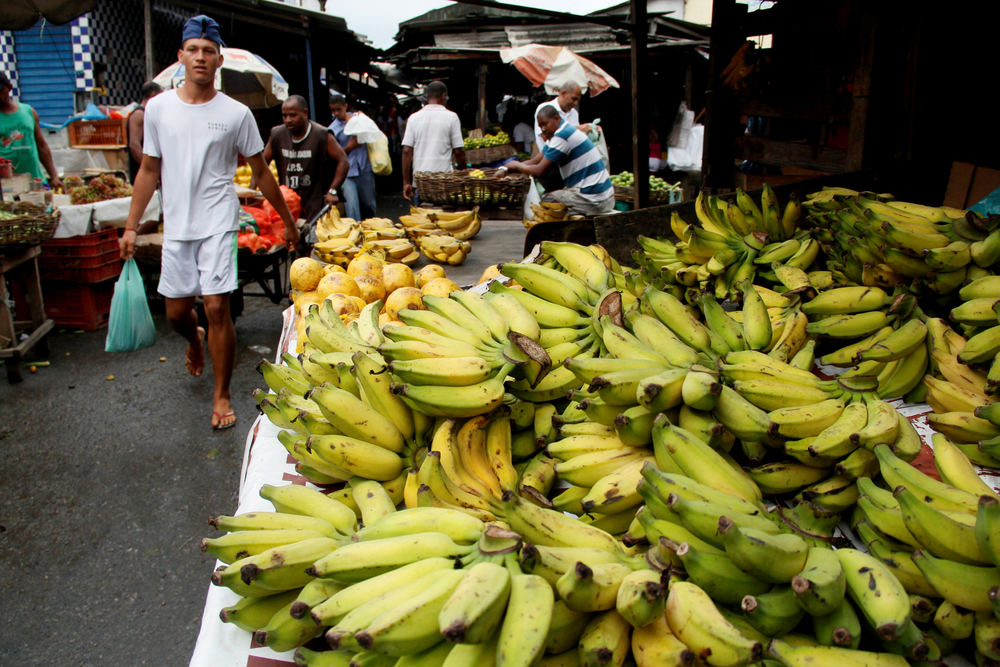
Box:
[500,104,613,216]
[329,94,377,220]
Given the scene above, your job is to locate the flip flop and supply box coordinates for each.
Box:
[213,411,236,430]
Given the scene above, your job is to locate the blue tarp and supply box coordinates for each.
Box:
[39,102,107,130]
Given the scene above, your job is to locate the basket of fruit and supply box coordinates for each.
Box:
[0,201,61,248]
[463,132,515,165]
[414,168,529,208]
[610,172,681,205]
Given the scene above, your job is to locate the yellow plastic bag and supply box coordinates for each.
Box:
[367,137,392,176]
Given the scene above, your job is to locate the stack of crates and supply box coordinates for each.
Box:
[37,228,122,331]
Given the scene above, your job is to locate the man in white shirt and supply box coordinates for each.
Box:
[120,15,296,431]
[533,81,593,193]
[401,81,467,202]
[512,114,535,155]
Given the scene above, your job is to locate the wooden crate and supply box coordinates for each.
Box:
[68,119,128,149]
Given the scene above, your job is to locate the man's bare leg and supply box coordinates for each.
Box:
[203,293,236,429]
[164,296,205,377]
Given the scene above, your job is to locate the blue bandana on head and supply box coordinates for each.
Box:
[181,15,226,48]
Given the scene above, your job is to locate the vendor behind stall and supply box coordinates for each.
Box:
[500,104,613,217]
[259,94,349,222]
[0,70,62,190]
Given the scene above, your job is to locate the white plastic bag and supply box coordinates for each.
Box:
[344,112,383,144]
[523,177,542,221]
[588,121,610,173]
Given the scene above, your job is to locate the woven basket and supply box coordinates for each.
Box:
[465,144,516,165]
[613,185,681,205]
[415,168,530,208]
[0,201,61,248]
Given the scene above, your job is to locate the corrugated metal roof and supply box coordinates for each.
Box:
[435,31,511,49]
[505,23,619,51]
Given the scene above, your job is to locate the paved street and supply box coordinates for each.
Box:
[0,200,528,666]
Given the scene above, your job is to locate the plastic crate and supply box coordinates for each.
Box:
[41,228,118,257]
[13,280,115,331]
[39,228,122,282]
[68,119,128,149]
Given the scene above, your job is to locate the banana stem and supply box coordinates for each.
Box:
[503,551,524,576]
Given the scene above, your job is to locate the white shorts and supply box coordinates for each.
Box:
[158,231,239,298]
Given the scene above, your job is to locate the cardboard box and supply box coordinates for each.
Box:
[944,162,1000,209]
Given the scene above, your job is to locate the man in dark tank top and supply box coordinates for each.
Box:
[261,95,349,222]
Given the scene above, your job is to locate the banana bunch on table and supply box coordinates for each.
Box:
[314,238,363,266]
[631,185,815,301]
[399,207,482,242]
[360,217,409,242]
[419,233,473,265]
[526,202,588,230]
[805,187,998,293]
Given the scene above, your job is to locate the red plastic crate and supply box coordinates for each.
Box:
[38,254,121,282]
[11,280,115,331]
[41,228,118,257]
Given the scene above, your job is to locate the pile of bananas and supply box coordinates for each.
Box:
[633,185,815,301]
[214,230,1000,666]
[399,207,482,242]
[806,188,1000,294]
[417,234,473,266]
[314,210,420,267]
[464,132,510,150]
[526,202,588,229]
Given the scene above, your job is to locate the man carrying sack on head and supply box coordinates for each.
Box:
[119,14,297,431]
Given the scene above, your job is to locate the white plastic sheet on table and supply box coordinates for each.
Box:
[54,192,161,238]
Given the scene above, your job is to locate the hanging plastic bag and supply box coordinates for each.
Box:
[105,259,157,352]
[344,112,392,176]
[587,119,610,173]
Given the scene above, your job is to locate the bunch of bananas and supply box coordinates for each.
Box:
[418,234,473,265]
[314,211,420,266]
[633,185,814,301]
[526,202,587,229]
[805,187,998,294]
[224,231,1000,666]
[399,207,482,242]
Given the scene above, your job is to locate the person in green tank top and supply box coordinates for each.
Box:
[0,70,62,190]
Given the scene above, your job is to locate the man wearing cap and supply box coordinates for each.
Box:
[0,70,62,191]
[120,15,297,431]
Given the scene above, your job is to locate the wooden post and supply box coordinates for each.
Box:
[477,64,487,133]
[701,0,745,190]
[846,11,876,172]
[143,0,154,80]
[630,0,649,209]
[305,37,317,120]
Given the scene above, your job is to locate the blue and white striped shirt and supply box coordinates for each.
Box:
[541,121,613,202]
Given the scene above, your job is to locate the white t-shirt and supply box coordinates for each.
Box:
[143,90,264,241]
[401,103,463,173]
[512,122,534,153]
[534,100,579,152]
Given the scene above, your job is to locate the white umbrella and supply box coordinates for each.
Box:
[152,48,289,109]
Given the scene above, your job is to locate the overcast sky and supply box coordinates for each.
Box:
[333,0,622,49]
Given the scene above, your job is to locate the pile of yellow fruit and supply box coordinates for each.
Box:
[314,208,419,267]
[232,160,278,189]
[288,256,459,352]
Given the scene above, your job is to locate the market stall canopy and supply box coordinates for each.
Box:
[152,48,288,110]
[0,0,97,31]
[499,44,620,97]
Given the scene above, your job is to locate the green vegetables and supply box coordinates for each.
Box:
[609,172,676,191]
[464,132,510,150]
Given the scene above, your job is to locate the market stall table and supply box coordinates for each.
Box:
[0,245,54,382]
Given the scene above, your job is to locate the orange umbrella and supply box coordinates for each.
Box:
[500,44,620,97]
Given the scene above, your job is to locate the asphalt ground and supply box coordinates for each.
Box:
[0,189,528,666]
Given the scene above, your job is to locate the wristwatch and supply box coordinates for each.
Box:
[328,188,338,196]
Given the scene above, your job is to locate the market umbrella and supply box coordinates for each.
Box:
[499,44,620,97]
[152,48,288,110]
[0,0,97,31]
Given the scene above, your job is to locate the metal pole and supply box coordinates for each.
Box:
[630,0,649,209]
[305,37,316,120]
[477,64,487,133]
[143,0,154,80]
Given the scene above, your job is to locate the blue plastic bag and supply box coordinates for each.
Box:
[105,259,157,352]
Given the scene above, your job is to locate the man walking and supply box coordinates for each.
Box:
[0,70,62,191]
[499,104,613,217]
[119,14,297,431]
[127,81,163,184]
[532,81,592,194]
[401,81,466,203]
[329,94,376,221]
[261,94,349,223]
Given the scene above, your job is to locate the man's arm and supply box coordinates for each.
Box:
[31,108,61,191]
[120,155,162,259]
[250,139,274,190]
[325,132,349,206]
[247,152,298,250]
[402,145,414,201]
[452,148,467,172]
[499,154,553,179]
[342,135,360,154]
[128,109,144,166]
